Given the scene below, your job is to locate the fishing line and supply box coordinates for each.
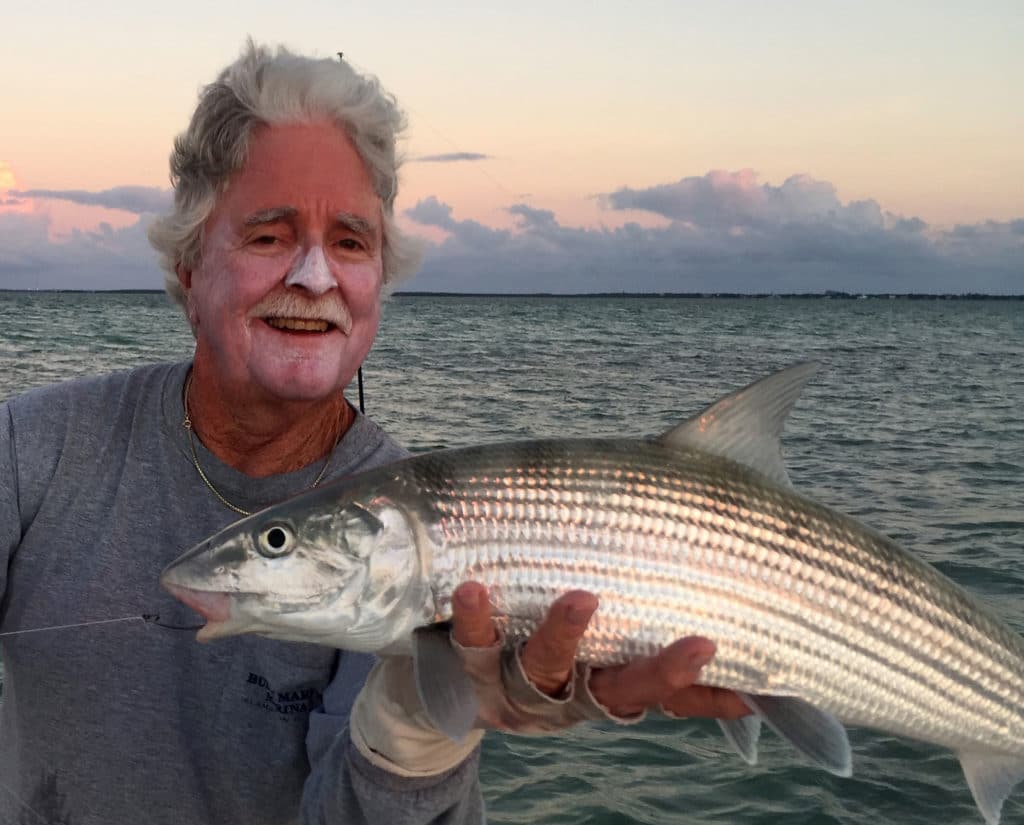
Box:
[338,50,521,419]
[0,614,197,825]
[142,614,205,631]
[0,614,204,637]
[404,107,517,199]
[0,615,146,637]
[339,51,516,199]
[0,780,52,825]
[0,615,200,824]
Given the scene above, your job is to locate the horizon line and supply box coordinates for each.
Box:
[1,289,1022,300]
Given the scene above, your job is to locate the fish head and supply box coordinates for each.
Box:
[160,479,432,651]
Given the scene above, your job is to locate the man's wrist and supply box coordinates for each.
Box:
[350,657,483,778]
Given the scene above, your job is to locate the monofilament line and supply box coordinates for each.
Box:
[0,616,202,822]
[0,615,148,637]
[0,779,55,825]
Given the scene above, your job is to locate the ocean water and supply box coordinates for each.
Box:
[1,291,1023,824]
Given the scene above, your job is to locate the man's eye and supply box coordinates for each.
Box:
[253,235,280,246]
[338,238,364,251]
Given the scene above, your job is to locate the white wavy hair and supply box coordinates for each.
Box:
[148,40,421,312]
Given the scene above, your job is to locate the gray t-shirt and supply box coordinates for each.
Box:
[0,361,483,825]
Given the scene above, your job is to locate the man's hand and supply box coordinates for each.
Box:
[451,581,748,722]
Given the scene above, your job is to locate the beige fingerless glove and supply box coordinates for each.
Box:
[350,656,486,777]
[351,635,645,777]
[454,636,647,732]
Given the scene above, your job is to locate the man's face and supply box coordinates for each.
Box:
[181,120,384,402]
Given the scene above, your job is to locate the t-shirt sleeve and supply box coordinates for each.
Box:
[0,404,20,606]
[0,387,70,611]
[300,651,484,824]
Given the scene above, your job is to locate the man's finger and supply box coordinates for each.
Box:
[588,636,716,717]
[451,581,499,648]
[662,685,750,721]
[519,590,598,696]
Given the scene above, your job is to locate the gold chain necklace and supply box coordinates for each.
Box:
[181,371,343,517]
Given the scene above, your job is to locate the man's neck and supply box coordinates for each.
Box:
[185,363,352,478]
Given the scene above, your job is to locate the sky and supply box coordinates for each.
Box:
[1,1,1021,294]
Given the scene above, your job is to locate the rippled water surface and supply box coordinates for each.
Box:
[2,291,1023,824]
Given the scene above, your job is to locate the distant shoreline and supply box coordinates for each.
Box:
[1,288,1022,300]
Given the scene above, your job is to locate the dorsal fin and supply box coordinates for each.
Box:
[658,362,818,487]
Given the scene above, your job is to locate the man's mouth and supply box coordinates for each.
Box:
[264,317,335,333]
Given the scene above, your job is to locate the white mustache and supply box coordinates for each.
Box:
[249,292,352,334]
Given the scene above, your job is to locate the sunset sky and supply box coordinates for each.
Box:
[2,1,1021,293]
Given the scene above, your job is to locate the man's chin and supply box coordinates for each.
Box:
[248,359,356,403]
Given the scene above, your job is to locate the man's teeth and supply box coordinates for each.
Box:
[266,317,331,332]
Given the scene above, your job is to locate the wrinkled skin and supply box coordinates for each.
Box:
[178,120,383,476]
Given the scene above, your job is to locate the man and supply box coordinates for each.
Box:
[0,41,744,824]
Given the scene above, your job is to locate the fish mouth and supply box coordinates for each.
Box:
[163,583,233,641]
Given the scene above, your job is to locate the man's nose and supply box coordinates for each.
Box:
[285,247,335,295]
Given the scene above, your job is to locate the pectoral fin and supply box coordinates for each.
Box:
[412,622,480,742]
[960,751,1024,825]
[718,714,762,765]
[740,693,852,777]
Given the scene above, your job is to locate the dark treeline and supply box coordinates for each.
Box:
[1,289,1022,300]
[395,292,1024,300]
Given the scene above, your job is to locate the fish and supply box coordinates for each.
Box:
[161,363,1024,824]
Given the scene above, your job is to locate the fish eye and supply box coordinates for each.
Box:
[257,523,295,558]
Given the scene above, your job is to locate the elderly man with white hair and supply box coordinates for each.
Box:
[0,41,744,824]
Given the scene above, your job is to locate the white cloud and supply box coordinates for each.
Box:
[413,152,492,163]
[402,171,1023,294]
[404,196,461,232]
[0,174,1020,294]
[405,196,507,251]
[11,186,172,215]
[0,209,162,290]
[602,170,885,231]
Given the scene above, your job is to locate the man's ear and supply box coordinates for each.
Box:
[176,263,192,290]
[177,264,199,329]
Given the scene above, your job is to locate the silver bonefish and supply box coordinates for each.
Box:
[162,363,1024,824]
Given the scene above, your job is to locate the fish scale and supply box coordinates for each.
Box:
[413,438,1024,756]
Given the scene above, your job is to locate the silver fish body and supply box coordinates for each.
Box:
[403,437,1024,758]
[161,364,1024,823]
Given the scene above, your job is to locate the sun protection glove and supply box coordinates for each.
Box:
[450,631,646,733]
[350,631,643,776]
